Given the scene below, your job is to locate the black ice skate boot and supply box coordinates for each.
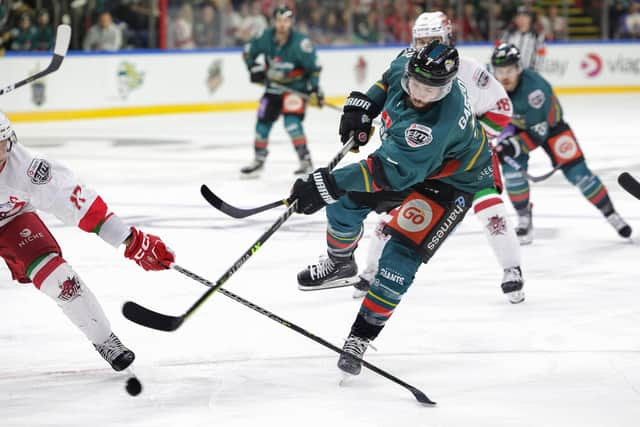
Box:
[515,204,533,245]
[501,266,525,304]
[94,333,135,371]
[293,156,313,175]
[337,334,371,376]
[297,254,358,291]
[605,211,632,238]
[240,158,265,178]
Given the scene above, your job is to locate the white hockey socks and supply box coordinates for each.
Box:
[360,214,392,283]
[30,254,111,345]
[473,195,521,270]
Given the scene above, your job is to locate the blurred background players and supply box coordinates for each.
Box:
[491,44,632,244]
[240,5,324,178]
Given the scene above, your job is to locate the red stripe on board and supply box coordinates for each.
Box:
[32,256,65,289]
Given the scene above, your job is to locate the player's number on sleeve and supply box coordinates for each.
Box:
[497,98,511,112]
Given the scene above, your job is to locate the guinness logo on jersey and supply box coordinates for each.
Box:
[528,89,545,109]
[404,123,433,147]
[27,159,52,185]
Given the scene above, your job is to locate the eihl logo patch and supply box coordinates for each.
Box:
[404,123,433,147]
[27,159,52,185]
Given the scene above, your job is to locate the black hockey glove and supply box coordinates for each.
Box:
[249,64,267,84]
[494,137,521,163]
[308,86,324,107]
[288,168,345,215]
[339,91,377,151]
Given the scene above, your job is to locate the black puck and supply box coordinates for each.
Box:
[125,376,142,396]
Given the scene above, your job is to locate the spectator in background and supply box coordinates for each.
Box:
[113,0,155,48]
[83,11,123,51]
[461,3,483,41]
[623,1,640,37]
[498,6,545,70]
[541,5,568,40]
[194,3,221,48]
[171,3,195,49]
[234,1,268,44]
[32,10,54,51]
[219,0,241,47]
[9,14,37,51]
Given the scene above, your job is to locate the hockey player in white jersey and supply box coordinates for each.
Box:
[348,12,525,303]
[0,112,175,371]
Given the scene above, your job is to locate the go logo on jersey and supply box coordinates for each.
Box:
[398,199,433,232]
[553,134,578,160]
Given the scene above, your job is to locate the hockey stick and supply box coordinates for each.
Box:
[201,186,287,218]
[0,24,71,96]
[122,137,355,332]
[502,155,561,183]
[618,172,640,200]
[270,82,342,111]
[123,267,434,405]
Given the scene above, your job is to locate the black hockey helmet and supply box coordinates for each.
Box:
[273,5,294,20]
[406,40,459,87]
[491,43,521,68]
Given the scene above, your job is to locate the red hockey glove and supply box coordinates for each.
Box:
[124,227,175,271]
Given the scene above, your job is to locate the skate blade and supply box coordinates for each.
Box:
[338,372,355,387]
[239,171,262,180]
[506,290,525,304]
[517,236,533,245]
[297,278,358,291]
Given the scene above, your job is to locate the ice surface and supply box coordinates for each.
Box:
[1,94,639,426]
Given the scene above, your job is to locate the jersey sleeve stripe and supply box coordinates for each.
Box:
[78,196,108,233]
[464,130,487,171]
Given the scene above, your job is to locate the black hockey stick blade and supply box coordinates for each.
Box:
[526,165,561,183]
[618,172,640,200]
[122,301,184,332]
[0,25,71,96]
[200,185,286,218]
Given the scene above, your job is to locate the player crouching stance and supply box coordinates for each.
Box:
[491,44,631,243]
[289,43,496,375]
[0,112,174,371]
[347,12,525,304]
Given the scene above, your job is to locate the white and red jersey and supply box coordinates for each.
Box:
[457,56,513,139]
[0,143,130,247]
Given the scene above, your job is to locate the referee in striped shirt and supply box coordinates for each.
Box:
[498,6,546,71]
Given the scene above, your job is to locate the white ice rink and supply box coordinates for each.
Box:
[1,94,639,427]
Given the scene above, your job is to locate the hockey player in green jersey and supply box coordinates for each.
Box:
[491,44,631,244]
[288,42,497,376]
[241,6,323,177]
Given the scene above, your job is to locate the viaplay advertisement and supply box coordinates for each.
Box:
[0,42,638,120]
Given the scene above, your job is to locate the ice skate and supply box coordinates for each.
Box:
[297,255,358,291]
[93,333,135,371]
[351,276,371,299]
[515,204,533,245]
[240,158,265,178]
[501,266,525,304]
[337,334,370,376]
[606,211,632,238]
[293,157,313,175]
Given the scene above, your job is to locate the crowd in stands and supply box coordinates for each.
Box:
[0,0,638,54]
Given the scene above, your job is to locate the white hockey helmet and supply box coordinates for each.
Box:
[0,112,17,152]
[412,12,453,47]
